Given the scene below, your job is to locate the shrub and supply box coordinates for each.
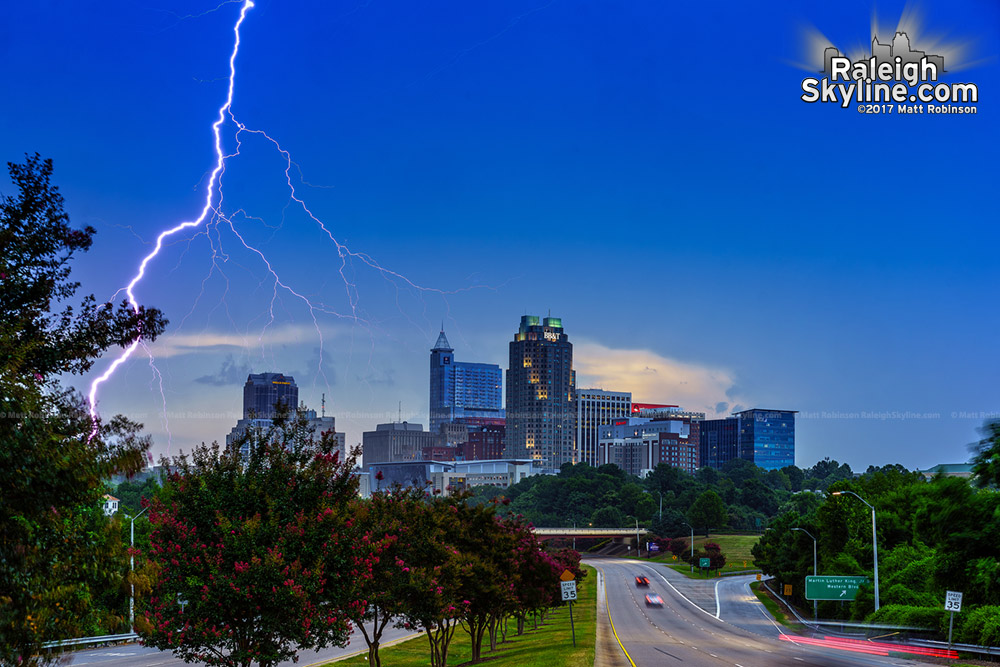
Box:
[957,605,1000,647]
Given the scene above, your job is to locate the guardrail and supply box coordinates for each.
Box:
[759,578,1000,656]
[719,569,762,577]
[41,632,137,650]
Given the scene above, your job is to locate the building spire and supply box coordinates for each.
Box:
[431,327,453,352]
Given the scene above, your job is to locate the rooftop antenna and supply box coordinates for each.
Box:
[398,401,402,424]
[321,393,326,418]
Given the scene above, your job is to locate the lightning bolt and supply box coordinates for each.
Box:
[87,0,255,436]
[87,0,494,441]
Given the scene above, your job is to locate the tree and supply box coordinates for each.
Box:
[692,542,727,570]
[1,154,167,665]
[139,413,367,667]
[397,495,467,667]
[345,485,427,667]
[971,420,1000,488]
[687,490,726,537]
[782,465,804,492]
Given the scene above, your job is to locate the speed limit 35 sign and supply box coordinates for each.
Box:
[945,591,963,612]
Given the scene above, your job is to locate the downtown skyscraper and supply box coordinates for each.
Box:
[428,329,503,435]
[243,372,298,418]
[505,315,575,470]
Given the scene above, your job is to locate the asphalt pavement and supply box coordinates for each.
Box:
[589,557,940,667]
[63,623,417,666]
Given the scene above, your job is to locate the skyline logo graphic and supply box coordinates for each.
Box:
[800,20,980,115]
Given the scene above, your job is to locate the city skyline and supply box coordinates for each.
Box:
[2,0,996,473]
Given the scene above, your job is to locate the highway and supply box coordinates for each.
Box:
[592,558,938,667]
[63,623,417,666]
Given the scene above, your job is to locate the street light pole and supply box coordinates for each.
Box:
[831,491,879,611]
[658,491,663,521]
[634,517,640,557]
[626,515,641,557]
[129,505,150,632]
[791,527,818,620]
[683,521,694,572]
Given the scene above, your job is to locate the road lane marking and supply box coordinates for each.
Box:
[596,565,637,667]
[645,566,724,624]
[715,578,723,618]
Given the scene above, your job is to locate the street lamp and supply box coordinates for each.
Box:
[657,490,663,521]
[683,521,694,572]
[831,491,879,611]
[626,515,641,557]
[129,505,150,632]
[791,527,818,620]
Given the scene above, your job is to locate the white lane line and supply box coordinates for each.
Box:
[648,568,723,623]
[715,578,723,618]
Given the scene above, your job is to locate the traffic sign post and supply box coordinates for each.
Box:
[560,580,577,601]
[945,591,963,648]
[560,577,577,647]
[699,557,711,570]
[805,576,868,601]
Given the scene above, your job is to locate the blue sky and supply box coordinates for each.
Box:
[2,0,997,470]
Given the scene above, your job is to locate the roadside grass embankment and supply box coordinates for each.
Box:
[648,533,762,577]
[328,564,597,667]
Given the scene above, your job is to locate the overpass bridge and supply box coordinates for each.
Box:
[532,527,648,538]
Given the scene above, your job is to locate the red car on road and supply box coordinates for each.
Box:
[635,575,650,587]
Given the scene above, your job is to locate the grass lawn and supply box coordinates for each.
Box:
[328,564,596,667]
[749,581,804,631]
[648,533,762,575]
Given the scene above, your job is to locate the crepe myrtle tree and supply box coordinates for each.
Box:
[138,412,376,667]
[396,490,483,667]
[343,484,430,667]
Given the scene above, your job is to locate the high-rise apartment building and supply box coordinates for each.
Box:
[429,329,503,434]
[505,315,575,470]
[575,389,632,466]
[243,372,298,418]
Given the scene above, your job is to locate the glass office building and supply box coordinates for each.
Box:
[429,329,503,434]
[505,315,575,470]
[736,409,796,470]
[243,372,298,418]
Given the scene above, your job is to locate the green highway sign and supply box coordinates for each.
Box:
[805,576,869,601]
[699,557,711,568]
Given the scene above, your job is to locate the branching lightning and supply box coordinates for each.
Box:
[87,0,493,440]
[88,0,254,435]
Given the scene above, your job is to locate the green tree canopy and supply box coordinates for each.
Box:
[971,420,1000,488]
[687,490,726,536]
[1,154,167,665]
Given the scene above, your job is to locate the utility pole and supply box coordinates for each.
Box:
[129,505,151,632]
[683,522,694,573]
